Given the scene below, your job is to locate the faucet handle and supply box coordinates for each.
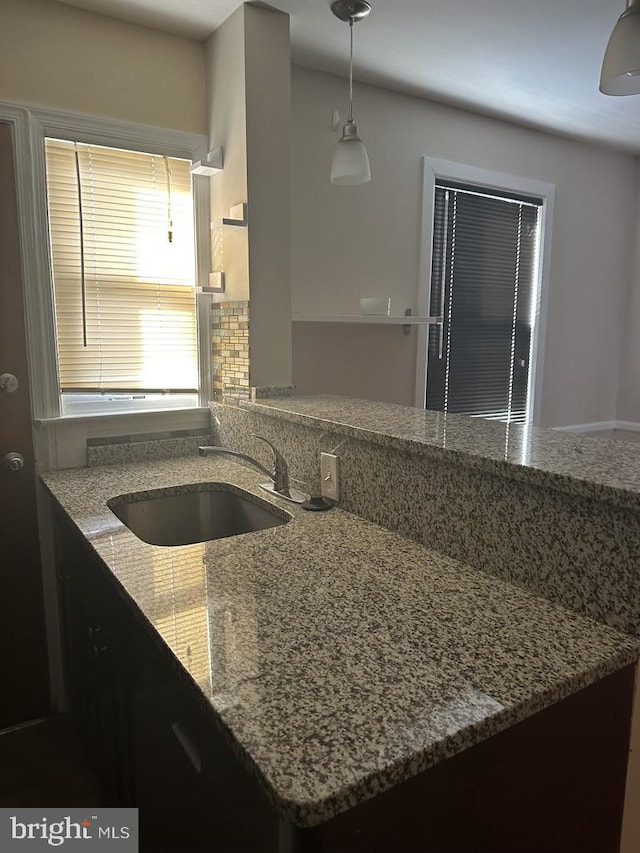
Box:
[252,434,288,491]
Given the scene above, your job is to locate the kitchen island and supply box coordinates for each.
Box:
[43,457,638,850]
[42,452,638,852]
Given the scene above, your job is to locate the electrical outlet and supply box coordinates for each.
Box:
[320,452,340,501]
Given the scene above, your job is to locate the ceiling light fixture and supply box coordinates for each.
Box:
[600,0,640,95]
[330,0,372,185]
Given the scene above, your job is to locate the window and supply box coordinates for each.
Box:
[425,181,543,424]
[45,139,199,415]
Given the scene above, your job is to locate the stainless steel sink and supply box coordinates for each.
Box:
[107,482,289,546]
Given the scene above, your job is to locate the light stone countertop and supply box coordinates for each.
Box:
[241,395,640,513]
[42,454,639,827]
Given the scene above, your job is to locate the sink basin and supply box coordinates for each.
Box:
[108,482,289,546]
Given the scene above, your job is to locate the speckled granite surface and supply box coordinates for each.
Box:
[241,395,640,513]
[254,385,296,399]
[87,433,211,467]
[42,456,638,827]
[212,401,640,637]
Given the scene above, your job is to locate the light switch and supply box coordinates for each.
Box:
[320,452,340,501]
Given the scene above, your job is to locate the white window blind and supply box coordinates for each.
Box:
[45,139,198,394]
[426,183,541,424]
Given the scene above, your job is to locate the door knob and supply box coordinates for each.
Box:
[0,373,19,393]
[3,452,25,471]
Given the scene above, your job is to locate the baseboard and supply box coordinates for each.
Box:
[553,420,618,434]
[614,421,640,433]
[553,420,640,434]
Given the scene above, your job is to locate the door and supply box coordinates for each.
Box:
[426,184,541,423]
[0,121,50,727]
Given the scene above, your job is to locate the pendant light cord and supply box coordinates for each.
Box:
[349,18,355,122]
[164,156,173,244]
[74,143,88,349]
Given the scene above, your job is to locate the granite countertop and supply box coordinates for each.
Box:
[241,395,640,513]
[42,455,638,827]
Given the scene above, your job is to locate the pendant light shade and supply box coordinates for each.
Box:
[600,0,640,95]
[330,0,372,185]
[331,120,371,185]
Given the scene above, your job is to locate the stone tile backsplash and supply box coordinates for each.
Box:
[211,300,250,401]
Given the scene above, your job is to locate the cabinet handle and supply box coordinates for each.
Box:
[171,721,202,773]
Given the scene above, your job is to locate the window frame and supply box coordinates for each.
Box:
[1,103,211,421]
[418,157,555,426]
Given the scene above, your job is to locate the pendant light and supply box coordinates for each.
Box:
[330,0,372,185]
[600,0,640,95]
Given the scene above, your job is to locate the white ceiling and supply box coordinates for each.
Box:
[55,0,640,154]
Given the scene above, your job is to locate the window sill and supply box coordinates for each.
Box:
[34,407,213,470]
[34,406,210,427]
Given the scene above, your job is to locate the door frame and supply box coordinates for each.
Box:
[0,118,52,723]
[416,157,555,427]
[0,106,59,421]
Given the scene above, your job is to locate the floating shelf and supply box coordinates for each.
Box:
[222,202,248,228]
[196,271,225,294]
[292,314,443,325]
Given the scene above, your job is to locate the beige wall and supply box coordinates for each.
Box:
[291,66,637,428]
[244,5,292,388]
[293,322,416,407]
[0,0,206,132]
[206,6,249,302]
[5,0,635,427]
[205,4,292,388]
[617,164,640,425]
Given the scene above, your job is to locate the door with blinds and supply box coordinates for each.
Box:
[426,183,542,424]
[45,139,198,414]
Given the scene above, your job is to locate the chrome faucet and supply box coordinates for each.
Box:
[198,434,307,504]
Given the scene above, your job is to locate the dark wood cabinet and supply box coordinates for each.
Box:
[53,505,636,853]
[55,513,133,804]
[53,508,280,852]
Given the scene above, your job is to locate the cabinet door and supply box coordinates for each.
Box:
[54,513,133,803]
[131,661,280,851]
[54,509,281,851]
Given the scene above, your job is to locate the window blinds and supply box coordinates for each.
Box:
[426,184,541,424]
[45,139,198,393]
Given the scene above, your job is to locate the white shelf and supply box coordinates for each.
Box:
[292,314,443,325]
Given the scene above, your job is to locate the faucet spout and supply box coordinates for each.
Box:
[198,434,307,505]
[198,445,273,481]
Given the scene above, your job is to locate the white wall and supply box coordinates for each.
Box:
[291,66,637,428]
[0,0,206,133]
